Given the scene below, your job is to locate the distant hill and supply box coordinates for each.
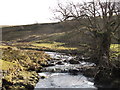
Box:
[0,25,10,28]
[2,21,119,46]
[2,22,72,41]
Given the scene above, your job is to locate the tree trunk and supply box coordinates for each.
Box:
[91,32,111,67]
[98,32,111,67]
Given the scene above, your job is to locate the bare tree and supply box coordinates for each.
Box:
[53,0,120,67]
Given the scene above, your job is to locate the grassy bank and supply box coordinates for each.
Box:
[1,46,50,90]
[31,41,77,50]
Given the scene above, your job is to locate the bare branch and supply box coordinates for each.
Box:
[53,0,120,38]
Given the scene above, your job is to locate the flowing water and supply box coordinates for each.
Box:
[35,52,97,89]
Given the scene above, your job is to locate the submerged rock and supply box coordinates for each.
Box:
[69,59,80,64]
[39,73,47,79]
[40,76,46,79]
[69,68,80,75]
[63,60,67,63]
[56,61,64,65]
[41,62,55,67]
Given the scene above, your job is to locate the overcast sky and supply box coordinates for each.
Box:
[0,0,119,25]
[0,0,87,25]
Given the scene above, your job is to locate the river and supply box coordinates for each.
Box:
[34,51,97,89]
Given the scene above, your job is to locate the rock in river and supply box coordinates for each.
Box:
[69,59,80,64]
[69,68,80,75]
[56,61,64,65]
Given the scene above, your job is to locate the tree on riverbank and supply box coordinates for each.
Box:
[53,0,120,67]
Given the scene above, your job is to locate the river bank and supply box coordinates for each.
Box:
[1,46,51,90]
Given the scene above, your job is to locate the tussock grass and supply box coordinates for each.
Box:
[0,60,16,70]
[0,45,10,49]
[0,59,16,71]
[110,44,120,61]
[110,44,120,52]
[32,41,77,50]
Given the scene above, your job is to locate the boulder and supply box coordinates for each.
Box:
[40,76,46,79]
[69,68,80,75]
[47,63,55,67]
[63,60,67,63]
[41,62,55,67]
[56,61,64,65]
[69,59,80,64]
